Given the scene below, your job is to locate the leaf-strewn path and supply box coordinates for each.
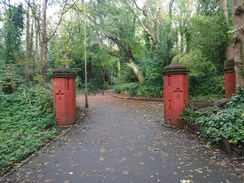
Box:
[3,93,243,183]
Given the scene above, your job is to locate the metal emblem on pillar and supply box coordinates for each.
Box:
[52,68,77,126]
[163,63,189,127]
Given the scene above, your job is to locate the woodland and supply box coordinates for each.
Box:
[0,0,243,175]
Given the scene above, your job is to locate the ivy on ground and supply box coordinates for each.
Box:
[181,88,244,147]
[0,86,57,175]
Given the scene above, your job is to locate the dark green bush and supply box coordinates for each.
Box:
[114,83,162,98]
[198,106,244,144]
[182,88,244,147]
[0,86,57,175]
[114,83,140,96]
[138,85,162,98]
[227,87,244,107]
[189,75,224,99]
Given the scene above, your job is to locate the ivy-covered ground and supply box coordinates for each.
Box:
[182,88,244,151]
[0,87,57,175]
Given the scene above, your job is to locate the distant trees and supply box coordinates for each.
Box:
[0,0,243,96]
[0,2,24,93]
[3,3,24,64]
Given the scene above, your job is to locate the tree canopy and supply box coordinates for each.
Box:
[0,0,243,97]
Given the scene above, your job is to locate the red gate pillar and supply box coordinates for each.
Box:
[163,63,189,127]
[52,68,77,126]
[224,60,236,98]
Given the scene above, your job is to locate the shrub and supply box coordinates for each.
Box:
[138,85,162,98]
[189,75,224,100]
[173,49,216,77]
[114,83,140,96]
[114,83,162,98]
[182,88,244,147]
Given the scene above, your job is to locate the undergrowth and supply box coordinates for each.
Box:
[114,83,162,98]
[181,87,244,148]
[0,86,57,175]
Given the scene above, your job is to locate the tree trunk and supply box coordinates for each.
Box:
[157,0,163,40]
[222,0,229,26]
[117,60,121,78]
[41,0,48,83]
[222,0,234,62]
[101,64,105,85]
[25,5,30,82]
[233,0,244,88]
[127,60,145,84]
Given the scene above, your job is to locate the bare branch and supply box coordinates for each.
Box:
[124,0,157,48]
[97,37,126,62]
[48,1,78,41]
[132,0,147,16]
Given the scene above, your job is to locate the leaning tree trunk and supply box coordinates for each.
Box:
[233,0,244,88]
[127,60,145,84]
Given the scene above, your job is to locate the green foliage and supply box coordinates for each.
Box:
[140,57,164,85]
[227,87,244,107]
[173,49,216,77]
[114,83,140,96]
[114,83,162,98]
[198,106,244,144]
[0,86,57,175]
[0,64,21,94]
[188,15,228,72]
[3,4,24,64]
[182,88,244,146]
[189,75,224,100]
[138,84,162,98]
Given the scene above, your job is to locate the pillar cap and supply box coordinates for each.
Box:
[163,63,189,75]
[52,68,77,78]
[224,59,235,72]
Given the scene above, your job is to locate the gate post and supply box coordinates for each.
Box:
[163,63,189,127]
[52,68,77,126]
[224,59,236,98]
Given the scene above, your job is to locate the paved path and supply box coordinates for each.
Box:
[3,94,243,183]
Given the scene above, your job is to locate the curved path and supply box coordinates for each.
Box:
[3,94,243,183]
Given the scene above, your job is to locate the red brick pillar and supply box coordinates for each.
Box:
[224,60,236,98]
[52,68,77,126]
[163,63,189,127]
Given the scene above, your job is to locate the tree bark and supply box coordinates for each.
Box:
[98,39,146,84]
[222,0,229,26]
[221,0,234,62]
[127,60,145,84]
[41,0,48,83]
[25,5,31,82]
[101,64,105,85]
[233,0,244,88]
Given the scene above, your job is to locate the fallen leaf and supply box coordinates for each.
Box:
[44,179,54,183]
[180,180,191,183]
[122,171,128,175]
[100,148,106,153]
